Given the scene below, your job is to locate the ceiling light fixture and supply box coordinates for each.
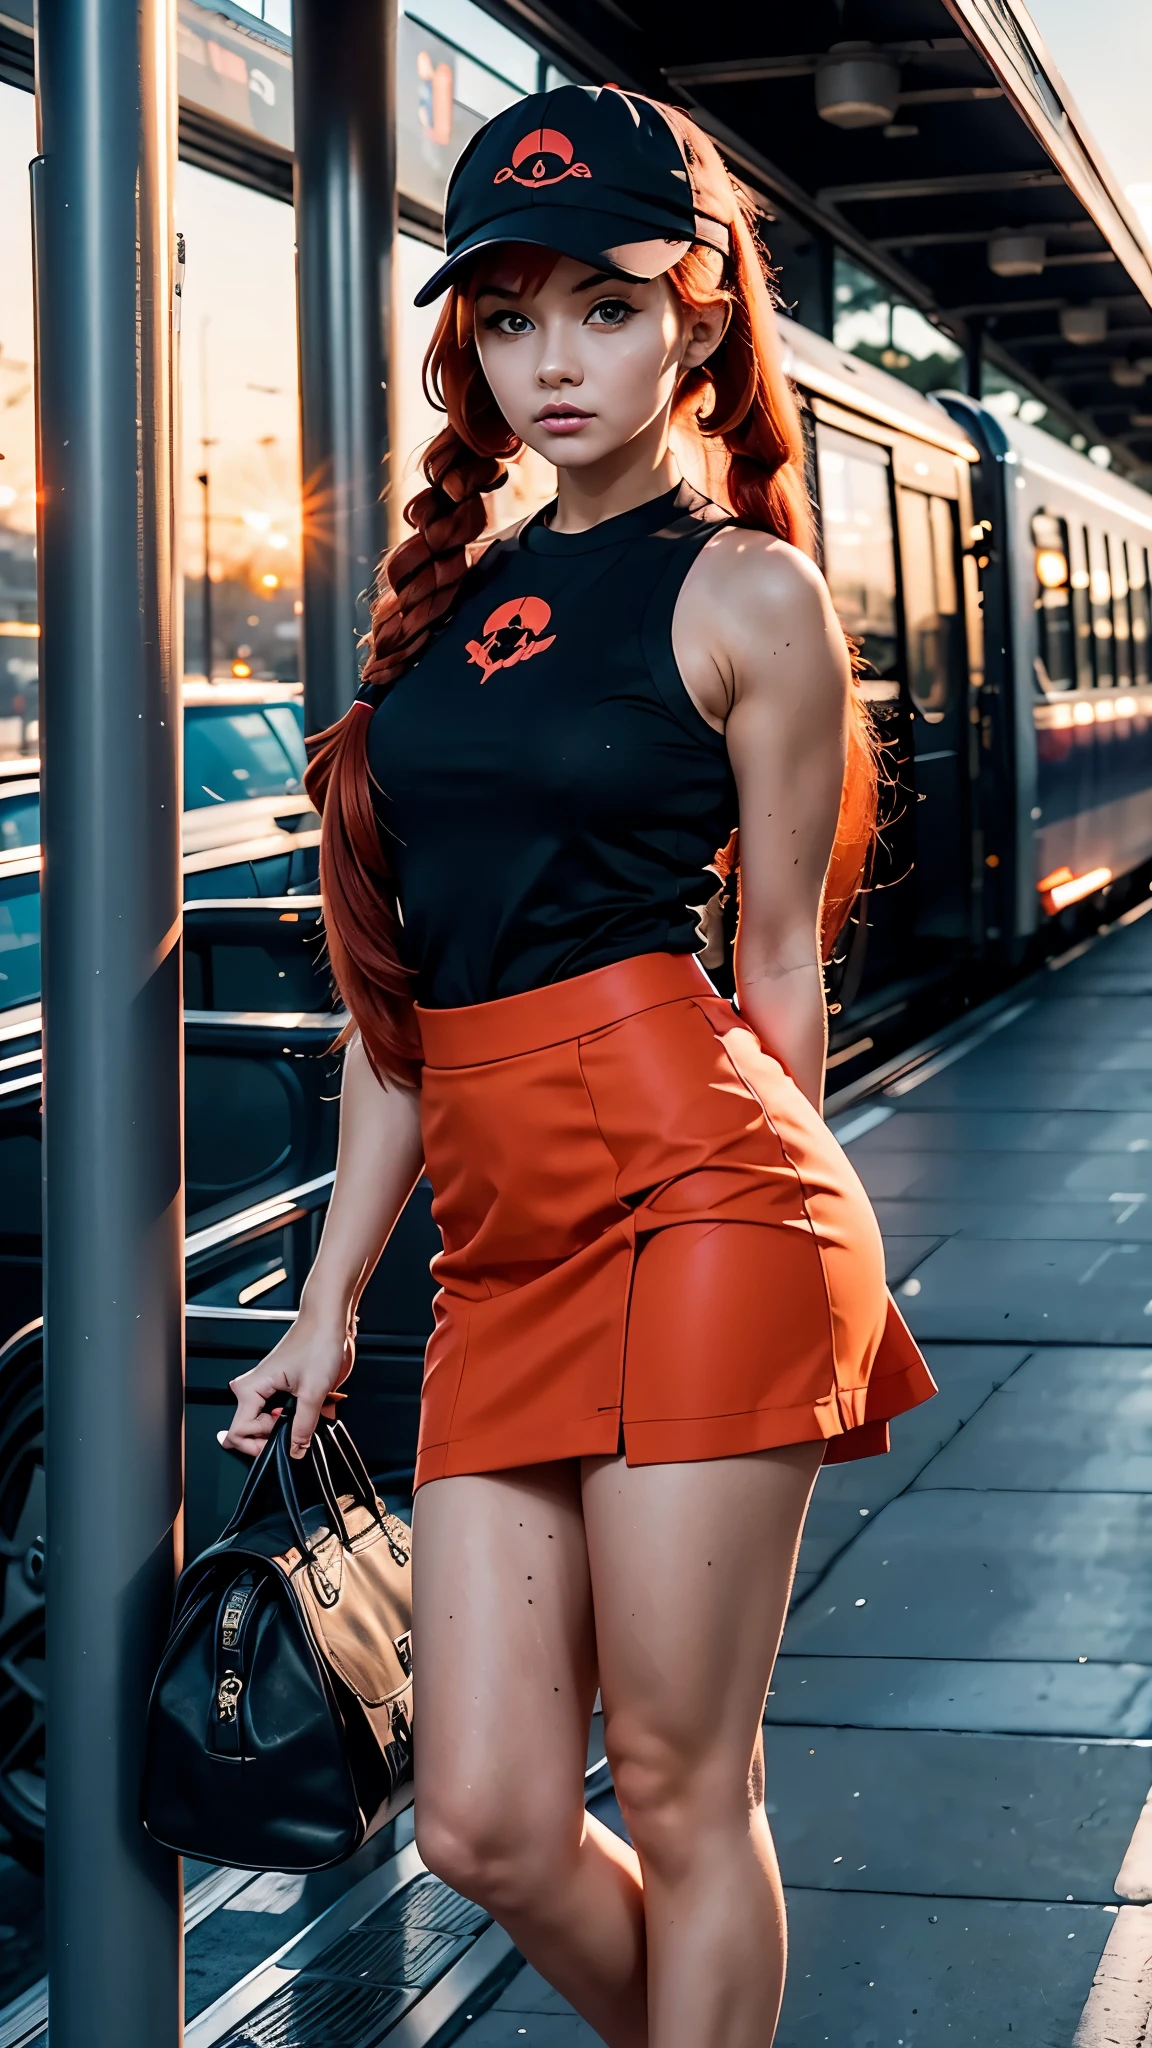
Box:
[988,231,1045,277]
[815,42,901,129]
[1060,304,1107,345]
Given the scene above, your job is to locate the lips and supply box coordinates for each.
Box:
[537,404,594,435]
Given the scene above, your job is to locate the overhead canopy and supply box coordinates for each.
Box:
[498,0,1152,479]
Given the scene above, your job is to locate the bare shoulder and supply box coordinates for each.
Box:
[680,525,848,715]
[696,525,831,631]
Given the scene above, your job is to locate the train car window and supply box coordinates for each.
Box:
[1087,529,1114,686]
[1070,526,1094,690]
[1123,544,1139,688]
[1106,536,1132,688]
[895,488,962,721]
[1031,511,1074,691]
[815,425,898,680]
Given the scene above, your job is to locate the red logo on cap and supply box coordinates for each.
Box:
[494,128,591,190]
[465,597,556,680]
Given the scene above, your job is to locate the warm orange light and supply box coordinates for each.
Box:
[1095,699,1116,722]
[1040,865,1112,911]
[1116,695,1138,717]
[1073,701,1095,725]
[231,659,252,678]
[1036,548,1068,589]
[260,573,280,591]
[1051,703,1074,729]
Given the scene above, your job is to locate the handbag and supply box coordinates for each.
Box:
[142,1405,413,1872]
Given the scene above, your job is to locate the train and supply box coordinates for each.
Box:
[777,320,1152,1071]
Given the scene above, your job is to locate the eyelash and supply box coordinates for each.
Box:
[483,298,637,335]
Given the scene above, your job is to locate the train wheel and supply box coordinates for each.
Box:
[0,1325,45,1872]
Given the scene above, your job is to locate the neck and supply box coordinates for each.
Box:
[548,415,680,535]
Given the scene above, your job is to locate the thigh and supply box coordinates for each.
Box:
[412,1462,598,1835]
[581,1446,822,1783]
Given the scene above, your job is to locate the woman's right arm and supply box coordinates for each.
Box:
[221,1031,424,1459]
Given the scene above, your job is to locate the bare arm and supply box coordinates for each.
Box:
[222,1032,424,1458]
[676,531,849,1111]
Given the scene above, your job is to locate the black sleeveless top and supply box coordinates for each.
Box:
[367,481,739,1009]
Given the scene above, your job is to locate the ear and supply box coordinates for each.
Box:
[681,299,731,372]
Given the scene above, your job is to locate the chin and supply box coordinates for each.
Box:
[522,429,618,469]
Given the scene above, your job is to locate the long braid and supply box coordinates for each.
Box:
[303,293,519,1087]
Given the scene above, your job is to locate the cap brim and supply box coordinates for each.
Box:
[413,209,691,307]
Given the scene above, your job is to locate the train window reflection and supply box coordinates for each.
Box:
[1123,548,1139,692]
[1087,530,1115,686]
[816,426,898,680]
[1107,535,1132,688]
[1031,511,1073,690]
[897,487,961,721]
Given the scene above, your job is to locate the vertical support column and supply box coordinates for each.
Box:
[293,0,397,735]
[966,314,985,400]
[35,2,183,2044]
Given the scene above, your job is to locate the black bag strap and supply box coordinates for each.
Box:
[218,1400,387,1562]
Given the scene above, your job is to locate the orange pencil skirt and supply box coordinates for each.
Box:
[412,951,935,1490]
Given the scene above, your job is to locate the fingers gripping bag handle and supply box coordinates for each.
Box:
[143,1399,414,1873]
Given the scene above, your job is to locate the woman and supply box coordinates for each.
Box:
[224,85,935,2048]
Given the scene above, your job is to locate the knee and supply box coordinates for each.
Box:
[414,1790,573,1922]
[606,1719,738,1885]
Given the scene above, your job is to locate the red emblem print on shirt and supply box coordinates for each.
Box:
[493,128,591,190]
[465,597,556,681]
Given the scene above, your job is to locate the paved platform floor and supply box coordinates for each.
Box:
[456,906,1152,2046]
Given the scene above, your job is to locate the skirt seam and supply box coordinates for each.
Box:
[695,997,842,1382]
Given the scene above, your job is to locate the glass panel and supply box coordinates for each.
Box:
[1107,535,1132,687]
[1071,526,1094,690]
[0,785,40,852]
[1087,529,1114,686]
[1031,511,1074,691]
[183,705,304,808]
[1134,548,1152,688]
[0,83,38,759]
[263,701,306,769]
[898,490,947,719]
[832,252,962,399]
[0,868,40,1011]
[178,159,302,684]
[816,426,898,680]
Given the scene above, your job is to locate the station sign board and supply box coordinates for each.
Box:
[176,0,518,220]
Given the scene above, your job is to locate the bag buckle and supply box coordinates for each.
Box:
[217,1671,244,1724]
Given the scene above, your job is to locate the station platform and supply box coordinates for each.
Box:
[4,904,1152,2047]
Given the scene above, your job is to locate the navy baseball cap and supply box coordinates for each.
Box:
[413,85,733,307]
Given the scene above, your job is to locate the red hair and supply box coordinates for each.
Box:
[305,106,876,1087]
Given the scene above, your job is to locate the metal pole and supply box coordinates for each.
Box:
[967,314,986,400]
[35,0,183,2042]
[292,0,397,734]
[198,470,212,680]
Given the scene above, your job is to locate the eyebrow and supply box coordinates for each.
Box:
[474,269,634,304]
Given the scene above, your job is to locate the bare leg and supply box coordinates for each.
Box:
[412,1464,648,2048]
[583,1442,823,2048]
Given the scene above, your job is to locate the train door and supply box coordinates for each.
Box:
[814,419,908,1000]
[893,445,971,945]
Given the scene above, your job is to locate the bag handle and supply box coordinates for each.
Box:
[218,1398,387,1562]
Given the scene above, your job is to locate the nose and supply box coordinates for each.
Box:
[535,321,584,392]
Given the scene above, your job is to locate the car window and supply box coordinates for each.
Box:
[183,705,305,809]
[263,702,307,765]
[0,869,40,1011]
[0,786,40,852]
